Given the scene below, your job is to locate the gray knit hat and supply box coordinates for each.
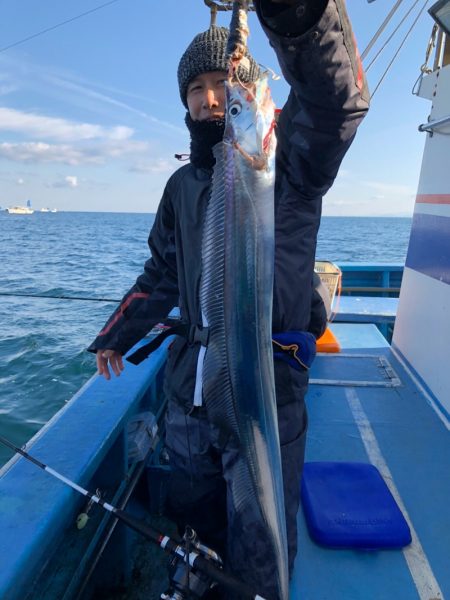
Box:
[177,26,260,108]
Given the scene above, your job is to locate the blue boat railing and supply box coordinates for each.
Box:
[336,262,404,297]
[330,263,404,341]
[0,336,171,600]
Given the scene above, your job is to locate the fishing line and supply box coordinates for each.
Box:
[0,0,125,54]
[0,435,265,600]
[0,291,119,303]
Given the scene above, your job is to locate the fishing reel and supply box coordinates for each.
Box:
[161,527,223,600]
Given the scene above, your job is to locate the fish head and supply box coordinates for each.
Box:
[224,75,276,168]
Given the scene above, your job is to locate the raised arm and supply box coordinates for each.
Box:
[254,0,370,197]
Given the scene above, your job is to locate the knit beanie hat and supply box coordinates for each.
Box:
[177,26,260,108]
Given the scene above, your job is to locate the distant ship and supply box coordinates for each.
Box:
[40,207,58,213]
[7,200,34,215]
[7,206,34,215]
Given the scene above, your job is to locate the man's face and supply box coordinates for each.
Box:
[186,71,227,121]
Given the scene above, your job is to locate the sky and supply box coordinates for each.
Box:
[0,0,439,216]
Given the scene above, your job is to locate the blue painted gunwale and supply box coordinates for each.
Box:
[326,262,404,341]
[0,338,171,600]
[337,262,404,296]
[329,264,403,339]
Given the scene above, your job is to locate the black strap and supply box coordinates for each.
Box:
[186,324,209,346]
[126,322,209,366]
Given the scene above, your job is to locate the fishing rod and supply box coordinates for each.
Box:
[0,435,266,600]
[73,403,168,599]
[0,291,119,303]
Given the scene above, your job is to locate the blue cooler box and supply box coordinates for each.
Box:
[301,462,412,549]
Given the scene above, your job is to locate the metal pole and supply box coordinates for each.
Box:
[433,28,444,70]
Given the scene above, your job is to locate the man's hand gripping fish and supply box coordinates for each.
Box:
[199,2,289,599]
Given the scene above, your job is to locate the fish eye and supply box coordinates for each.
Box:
[229,102,242,117]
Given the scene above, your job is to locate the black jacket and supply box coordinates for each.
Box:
[88,0,369,407]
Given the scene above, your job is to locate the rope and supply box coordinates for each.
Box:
[365,0,423,72]
[412,23,439,95]
[371,0,431,99]
[361,0,405,61]
[421,23,439,73]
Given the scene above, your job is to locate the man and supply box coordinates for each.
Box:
[89,1,369,597]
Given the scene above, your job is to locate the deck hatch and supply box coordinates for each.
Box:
[310,354,401,387]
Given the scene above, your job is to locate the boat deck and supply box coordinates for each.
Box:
[0,324,449,599]
[292,324,449,600]
[333,296,398,324]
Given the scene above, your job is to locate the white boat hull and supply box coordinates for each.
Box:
[6,206,34,214]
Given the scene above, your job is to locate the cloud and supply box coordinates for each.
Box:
[41,72,185,134]
[0,139,149,165]
[363,180,415,197]
[324,178,416,216]
[0,55,185,136]
[130,159,174,174]
[48,175,78,188]
[324,197,359,208]
[65,175,78,188]
[0,142,90,165]
[0,107,133,142]
[0,170,35,184]
[0,85,17,96]
[0,73,17,95]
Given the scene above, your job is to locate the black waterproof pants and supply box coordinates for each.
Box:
[164,392,307,599]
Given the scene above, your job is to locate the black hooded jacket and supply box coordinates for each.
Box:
[88,0,370,408]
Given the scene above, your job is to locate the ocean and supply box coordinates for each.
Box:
[0,211,411,466]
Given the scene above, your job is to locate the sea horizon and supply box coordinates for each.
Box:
[1,209,415,218]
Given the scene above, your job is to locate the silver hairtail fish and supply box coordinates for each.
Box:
[199,68,289,600]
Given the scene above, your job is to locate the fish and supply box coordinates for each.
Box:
[198,7,289,599]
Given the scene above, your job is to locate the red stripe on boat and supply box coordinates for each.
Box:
[416,194,450,204]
